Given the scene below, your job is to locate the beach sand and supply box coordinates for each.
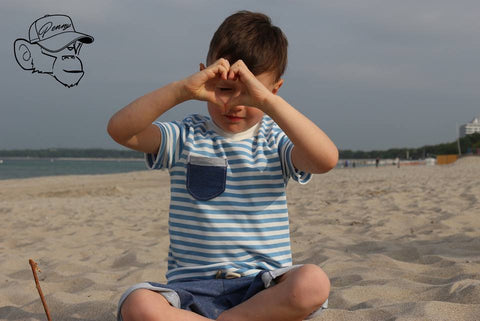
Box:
[1,157,479,321]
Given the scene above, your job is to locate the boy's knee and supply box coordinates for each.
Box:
[121,289,168,321]
[287,264,330,311]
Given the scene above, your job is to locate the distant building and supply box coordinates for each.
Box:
[460,116,480,137]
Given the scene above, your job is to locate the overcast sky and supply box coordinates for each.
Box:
[1,0,479,151]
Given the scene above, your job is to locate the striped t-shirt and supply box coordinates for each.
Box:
[146,114,311,283]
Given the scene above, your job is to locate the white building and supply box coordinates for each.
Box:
[460,116,480,137]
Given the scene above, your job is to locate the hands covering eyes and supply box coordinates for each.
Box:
[182,58,276,113]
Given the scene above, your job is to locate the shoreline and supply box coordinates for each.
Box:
[0,158,148,181]
[0,156,144,161]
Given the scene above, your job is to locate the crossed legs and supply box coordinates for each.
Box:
[121,264,330,321]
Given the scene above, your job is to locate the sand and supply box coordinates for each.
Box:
[1,157,479,321]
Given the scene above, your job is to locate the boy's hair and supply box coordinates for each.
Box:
[207,11,288,81]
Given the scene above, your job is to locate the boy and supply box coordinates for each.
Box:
[108,11,338,321]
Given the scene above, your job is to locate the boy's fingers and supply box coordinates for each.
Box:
[228,62,254,83]
[199,63,206,71]
[228,68,239,81]
[212,58,230,73]
[218,57,230,69]
[211,65,226,80]
[219,65,228,80]
[203,65,227,82]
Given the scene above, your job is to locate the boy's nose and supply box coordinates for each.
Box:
[216,89,232,106]
[227,102,244,111]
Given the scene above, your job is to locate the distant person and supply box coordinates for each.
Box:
[352,161,356,168]
[108,11,337,321]
[344,160,349,168]
[375,157,380,168]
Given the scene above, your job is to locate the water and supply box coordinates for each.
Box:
[0,158,147,180]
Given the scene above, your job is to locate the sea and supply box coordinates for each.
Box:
[0,158,147,180]
[0,157,417,180]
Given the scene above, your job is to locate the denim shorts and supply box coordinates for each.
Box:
[117,265,328,320]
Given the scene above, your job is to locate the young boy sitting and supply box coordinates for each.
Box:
[108,10,338,321]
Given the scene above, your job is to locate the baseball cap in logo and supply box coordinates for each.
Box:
[28,14,94,52]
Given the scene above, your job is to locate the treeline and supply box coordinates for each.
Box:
[1,133,479,160]
[340,133,480,159]
[0,148,143,159]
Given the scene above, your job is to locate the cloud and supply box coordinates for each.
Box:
[3,0,115,24]
[2,0,480,150]
[323,0,480,40]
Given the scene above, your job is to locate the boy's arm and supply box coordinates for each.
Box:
[107,81,187,154]
[264,95,338,174]
[225,60,338,174]
[107,59,230,154]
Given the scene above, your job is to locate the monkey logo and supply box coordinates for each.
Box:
[14,14,94,88]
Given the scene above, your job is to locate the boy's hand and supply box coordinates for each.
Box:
[181,58,230,105]
[182,59,277,114]
[223,60,275,112]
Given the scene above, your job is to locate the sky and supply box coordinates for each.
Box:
[1,0,479,151]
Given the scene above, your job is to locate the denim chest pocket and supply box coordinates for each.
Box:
[186,155,228,201]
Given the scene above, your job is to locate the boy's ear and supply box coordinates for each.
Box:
[272,78,284,95]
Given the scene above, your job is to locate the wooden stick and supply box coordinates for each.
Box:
[29,259,53,321]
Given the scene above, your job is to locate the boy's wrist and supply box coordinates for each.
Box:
[171,79,193,104]
[261,93,284,116]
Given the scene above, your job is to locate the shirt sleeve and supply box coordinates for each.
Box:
[145,120,184,170]
[278,134,312,185]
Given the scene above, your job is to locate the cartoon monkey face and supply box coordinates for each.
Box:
[45,41,85,87]
[14,14,93,88]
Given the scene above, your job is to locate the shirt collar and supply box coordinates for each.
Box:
[208,118,261,141]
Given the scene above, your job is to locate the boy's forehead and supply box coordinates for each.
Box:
[256,71,277,82]
[254,71,279,86]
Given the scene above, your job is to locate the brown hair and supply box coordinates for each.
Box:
[207,11,288,81]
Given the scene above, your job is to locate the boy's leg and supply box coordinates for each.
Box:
[217,264,330,321]
[121,289,214,321]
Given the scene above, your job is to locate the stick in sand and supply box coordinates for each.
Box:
[29,259,53,321]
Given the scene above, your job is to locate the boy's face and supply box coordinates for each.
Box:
[207,71,281,134]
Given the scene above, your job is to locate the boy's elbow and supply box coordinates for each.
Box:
[327,147,339,170]
[316,148,339,174]
[107,116,123,144]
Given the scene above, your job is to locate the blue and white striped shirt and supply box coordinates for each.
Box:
[146,114,311,283]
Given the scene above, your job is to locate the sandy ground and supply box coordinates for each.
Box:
[1,157,479,321]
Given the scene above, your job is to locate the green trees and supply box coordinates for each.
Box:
[339,133,480,159]
[1,133,479,160]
